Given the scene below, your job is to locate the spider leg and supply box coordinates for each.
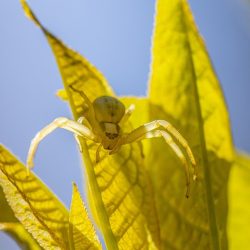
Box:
[119,104,135,126]
[26,117,97,173]
[146,130,190,197]
[96,144,102,163]
[121,126,193,197]
[69,85,103,135]
[69,85,92,107]
[137,141,145,158]
[74,116,92,152]
[74,134,83,152]
[125,120,197,180]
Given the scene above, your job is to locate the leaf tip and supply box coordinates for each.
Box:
[72,182,77,192]
[20,0,42,28]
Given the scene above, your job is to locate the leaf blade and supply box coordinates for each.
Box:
[1,164,41,250]
[20,0,114,120]
[148,0,234,249]
[0,145,69,249]
[69,183,101,250]
[228,153,250,250]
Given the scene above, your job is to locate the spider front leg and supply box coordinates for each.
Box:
[127,120,197,179]
[119,122,196,197]
[74,116,92,152]
[96,144,103,163]
[119,104,135,126]
[145,130,191,197]
[26,117,97,173]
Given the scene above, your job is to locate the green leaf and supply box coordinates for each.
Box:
[228,153,250,250]
[1,145,102,250]
[21,0,114,119]
[69,183,101,250]
[1,171,41,249]
[0,145,70,249]
[21,1,161,249]
[148,0,234,249]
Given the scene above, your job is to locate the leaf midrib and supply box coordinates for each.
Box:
[179,2,220,250]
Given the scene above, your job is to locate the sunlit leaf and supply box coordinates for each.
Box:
[20,0,113,119]
[69,183,101,250]
[0,145,69,249]
[1,176,42,249]
[228,153,250,250]
[21,1,161,249]
[0,222,41,250]
[148,0,234,249]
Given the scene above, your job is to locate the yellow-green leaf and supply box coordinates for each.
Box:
[1,182,41,249]
[21,1,161,249]
[0,223,41,250]
[69,183,101,250]
[0,145,69,249]
[228,153,250,250]
[148,0,234,249]
[20,0,114,120]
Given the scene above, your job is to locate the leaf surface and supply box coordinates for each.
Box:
[69,183,101,250]
[21,1,161,249]
[148,0,234,249]
[1,173,42,249]
[0,145,69,249]
[228,153,250,250]
[20,0,113,120]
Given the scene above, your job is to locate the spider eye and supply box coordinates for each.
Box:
[105,132,118,139]
[103,123,120,140]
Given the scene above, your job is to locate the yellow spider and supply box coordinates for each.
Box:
[27,86,197,197]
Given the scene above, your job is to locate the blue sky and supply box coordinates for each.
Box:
[1,0,250,248]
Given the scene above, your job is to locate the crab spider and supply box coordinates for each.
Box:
[26,87,197,197]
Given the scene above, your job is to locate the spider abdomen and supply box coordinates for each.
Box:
[93,96,125,123]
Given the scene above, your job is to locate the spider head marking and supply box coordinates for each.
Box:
[93,96,125,140]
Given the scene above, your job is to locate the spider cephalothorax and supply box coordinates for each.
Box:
[93,96,124,141]
[27,87,197,197]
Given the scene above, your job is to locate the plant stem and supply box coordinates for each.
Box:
[80,140,118,250]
